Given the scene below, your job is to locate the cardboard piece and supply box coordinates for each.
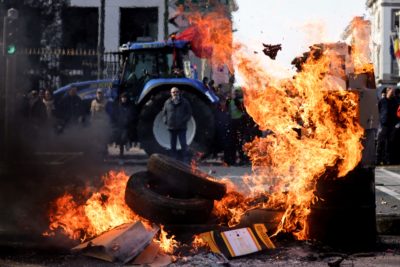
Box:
[131,241,159,265]
[72,221,159,264]
[199,223,275,259]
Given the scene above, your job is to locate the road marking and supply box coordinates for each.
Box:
[378,168,400,181]
[376,168,400,200]
[376,186,400,201]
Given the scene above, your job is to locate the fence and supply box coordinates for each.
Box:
[13,48,121,93]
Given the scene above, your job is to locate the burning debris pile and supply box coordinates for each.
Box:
[42,10,376,264]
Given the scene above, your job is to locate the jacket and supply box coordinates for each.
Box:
[162,96,192,130]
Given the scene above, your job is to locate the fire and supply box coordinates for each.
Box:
[154,225,179,254]
[177,10,233,71]
[347,17,373,74]
[234,42,365,239]
[192,234,208,250]
[45,171,140,241]
[177,10,368,240]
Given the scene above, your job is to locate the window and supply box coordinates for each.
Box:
[392,57,399,76]
[120,8,158,45]
[62,7,98,49]
[391,9,400,32]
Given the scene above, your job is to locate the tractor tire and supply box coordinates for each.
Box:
[125,171,214,224]
[137,91,215,155]
[147,153,227,200]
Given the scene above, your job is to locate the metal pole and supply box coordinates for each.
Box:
[2,16,6,56]
[164,0,169,40]
[97,0,105,80]
[4,54,16,161]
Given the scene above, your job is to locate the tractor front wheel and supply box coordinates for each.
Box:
[137,92,215,156]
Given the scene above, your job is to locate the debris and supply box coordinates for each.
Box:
[131,242,159,265]
[198,224,275,259]
[326,256,344,267]
[262,43,282,60]
[237,208,283,233]
[72,221,159,264]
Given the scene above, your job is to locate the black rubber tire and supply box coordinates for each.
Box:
[125,171,214,224]
[137,91,215,155]
[147,153,227,200]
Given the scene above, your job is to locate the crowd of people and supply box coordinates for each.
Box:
[377,86,400,165]
[21,81,400,167]
[203,78,260,166]
[20,80,259,166]
[20,86,137,159]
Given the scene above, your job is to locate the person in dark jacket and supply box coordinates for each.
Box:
[23,89,47,136]
[112,92,135,158]
[162,87,192,162]
[57,86,84,129]
[377,87,398,165]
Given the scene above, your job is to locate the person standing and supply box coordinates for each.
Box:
[226,89,247,165]
[112,93,135,159]
[25,89,47,133]
[90,89,109,120]
[42,89,56,120]
[90,88,112,157]
[377,87,398,165]
[57,86,84,130]
[162,87,192,162]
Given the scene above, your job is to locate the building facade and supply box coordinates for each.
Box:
[367,0,400,86]
[69,0,174,51]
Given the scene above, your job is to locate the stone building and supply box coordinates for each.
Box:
[366,0,400,86]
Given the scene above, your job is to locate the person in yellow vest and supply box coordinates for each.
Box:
[226,89,247,165]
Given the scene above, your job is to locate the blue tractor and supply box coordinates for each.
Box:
[54,39,219,155]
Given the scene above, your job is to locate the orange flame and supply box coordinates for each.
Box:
[179,11,367,240]
[154,225,179,254]
[192,234,208,250]
[234,43,364,239]
[347,17,373,74]
[177,10,233,71]
[45,171,139,241]
[45,170,178,252]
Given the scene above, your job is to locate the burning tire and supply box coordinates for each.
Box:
[147,153,227,200]
[125,171,214,224]
[137,91,215,155]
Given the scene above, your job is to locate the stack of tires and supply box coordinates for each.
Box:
[125,154,227,224]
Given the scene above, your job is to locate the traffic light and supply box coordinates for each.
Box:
[3,8,19,55]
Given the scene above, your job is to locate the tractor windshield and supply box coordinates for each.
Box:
[119,45,190,97]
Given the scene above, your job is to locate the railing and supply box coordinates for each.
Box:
[13,48,121,92]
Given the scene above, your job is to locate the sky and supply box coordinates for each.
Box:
[232,0,368,74]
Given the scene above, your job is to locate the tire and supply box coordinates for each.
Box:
[147,153,227,200]
[137,91,215,155]
[125,171,214,224]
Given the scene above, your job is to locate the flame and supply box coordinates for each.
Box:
[347,17,373,74]
[45,170,179,252]
[192,234,208,250]
[45,171,140,241]
[234,42,364,239]
[179,11,367,240]
[177,10,233,71]
[154,225,179,254]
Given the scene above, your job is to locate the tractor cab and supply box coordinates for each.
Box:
[119,40,192,99]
